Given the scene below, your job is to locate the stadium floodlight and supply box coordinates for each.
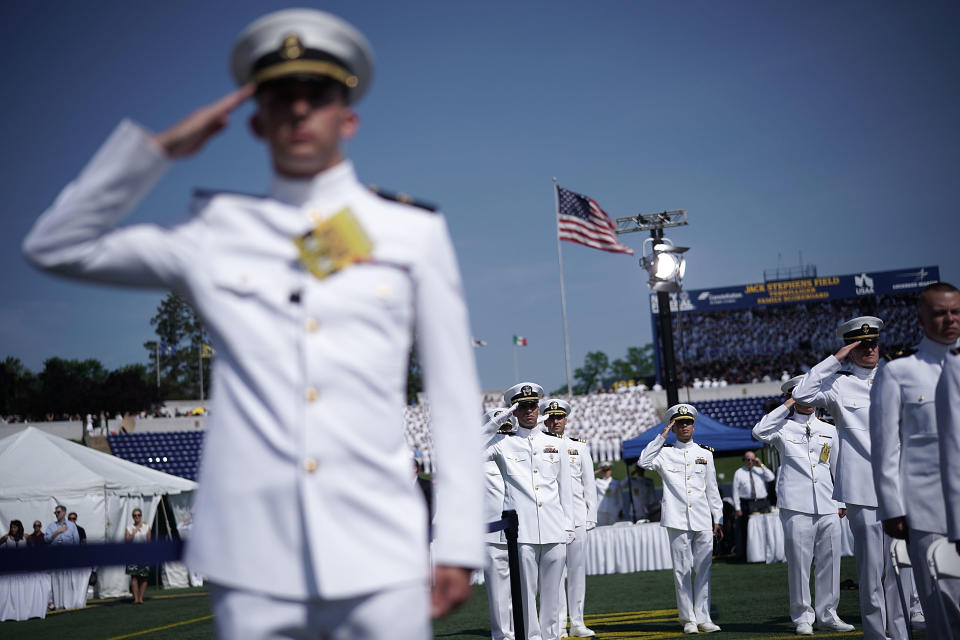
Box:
[641,238,688,292]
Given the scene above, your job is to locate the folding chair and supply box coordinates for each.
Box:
[889,539,914,637]
[927,537,960,640]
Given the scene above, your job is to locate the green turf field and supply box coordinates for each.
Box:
[5,556,928,639]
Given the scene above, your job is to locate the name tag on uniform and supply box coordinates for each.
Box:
[544,446,559,454]
[294,207,373,280]
[819,443,831,463]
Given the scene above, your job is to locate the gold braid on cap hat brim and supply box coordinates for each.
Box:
[252,60,359,88]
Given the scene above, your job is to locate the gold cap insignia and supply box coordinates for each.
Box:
[521,385,532,396]
[281,34,304,60]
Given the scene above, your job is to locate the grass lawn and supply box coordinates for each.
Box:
[5,556,927,639]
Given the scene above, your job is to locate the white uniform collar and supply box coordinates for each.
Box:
[517,426,535,439]
[918,335,959,358]
[674,439,695,450]
[269,160,357,207]
[848,361,877,379]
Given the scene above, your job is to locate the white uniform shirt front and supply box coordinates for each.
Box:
[486,426,574,545]
[936,349,960,541]
[753,406,840,515]
[793,356,878,507]
[22,121,485,600]
[639,435,723,532]
[548,433,597,527]
[731,464,775,512]
[871,336,958,533]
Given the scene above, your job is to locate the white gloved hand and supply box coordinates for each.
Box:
[493,404,518,428]
[586,521,597,531]
[566,531,576,544]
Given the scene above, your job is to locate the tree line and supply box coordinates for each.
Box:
[558,344,656,396]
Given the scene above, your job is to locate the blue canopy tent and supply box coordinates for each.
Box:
[622,413,759,458]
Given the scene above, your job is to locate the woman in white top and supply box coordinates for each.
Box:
[125,509,151,604]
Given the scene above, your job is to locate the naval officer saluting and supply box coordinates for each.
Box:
[753,376,854,635]
[793,316,910,640]
[871,282,960,637]
[639,404,723,635]
[541,398,597,638]
[486,383,575,640]
[24,9,485,638]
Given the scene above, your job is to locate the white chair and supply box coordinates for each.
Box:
[889,539,914,637]
[927,537,960,640]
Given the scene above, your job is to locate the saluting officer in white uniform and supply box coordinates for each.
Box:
[482,408,518,640]
[793,316,910,640]
[486,383,574,640]
[754,376,854,635]
[594,462,621,526]
[23,9,485,639]
[639,404,723,635]
[871,282,960,637]
[541,398,597,638]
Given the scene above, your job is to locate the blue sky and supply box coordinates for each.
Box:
[2,1,958,393]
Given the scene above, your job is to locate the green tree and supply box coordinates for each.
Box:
[100,364,161,417]
[573,351,610,395]
[34,357,108,419]
[145,293,211,399]
[0,357,36,418]
[610,344,655,382]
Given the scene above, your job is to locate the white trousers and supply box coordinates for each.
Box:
[907,529,960,638]
[666,528,714,625]
[209,581,429,640]
[846,505,909,640]
[558,524,588,628]
[518,542,566,640]
[780,509,842,626]
[484,543,514,640]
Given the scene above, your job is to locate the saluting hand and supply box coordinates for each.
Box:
[834,341,861,363]
[152,84,255,158]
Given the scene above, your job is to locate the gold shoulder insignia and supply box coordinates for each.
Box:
[882,345,917,362]
[697,443,715,453]
[368,185,438,212]
[575,437,587,443]
[950,347,960,356]
[543,431,562,439]
[497,426,514,434]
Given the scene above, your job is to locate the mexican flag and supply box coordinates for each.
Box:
[513,335,528,347]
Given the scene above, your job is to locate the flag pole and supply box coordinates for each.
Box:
[553,178,574,398]
[513,342,519,384]
[198,344,204,401]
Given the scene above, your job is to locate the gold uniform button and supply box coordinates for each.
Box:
[532,450,537,455]
[538,502,543,507]
[305,387,318,402]
[687,489,692,494]
[305,318,319,332]
[533,469,538,474]
[688,504,692,508]
[813,479,818,483]
[535,486,539,491]
[303,458,317,473]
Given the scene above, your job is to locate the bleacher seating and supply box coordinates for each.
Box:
[695,396,780,430]
[108,431,203,480]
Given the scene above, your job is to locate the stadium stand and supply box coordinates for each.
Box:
[108,432,203,480]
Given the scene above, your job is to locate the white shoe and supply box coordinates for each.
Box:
[910,610,926,630]
[815,619,854,632]
[683,622,699,634]
[568,624,595,637]
[698,621,721,633]
[796,622,814,636]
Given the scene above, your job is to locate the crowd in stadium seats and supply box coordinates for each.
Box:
[673,293,923,384]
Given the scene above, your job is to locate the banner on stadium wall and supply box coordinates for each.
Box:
[650,265,940,315]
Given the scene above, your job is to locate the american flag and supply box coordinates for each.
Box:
[556,185,634,255]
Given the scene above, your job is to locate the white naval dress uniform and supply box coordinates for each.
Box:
[595,476,621,526]
[639,436,723,627]
[871,336,960,637]
[552,434,597,631]
[23,121,485,637]
[483,458,514,640]
[794,356,909,640]
[937,348,960,618]
[486,426,574,640]
[753,406,846,627]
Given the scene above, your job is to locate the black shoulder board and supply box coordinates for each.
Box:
[368,185,437,212]
[883,346,917,362]
[543,431,562,439]
[497,426,515,435]
[697,443,715,452]
[837,371,854,376]
[662,443,673,447]
[952,347,960,356]
[575,437,587,443]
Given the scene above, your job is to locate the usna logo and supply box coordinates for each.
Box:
[698,291,711,300]
[855,273,875,295]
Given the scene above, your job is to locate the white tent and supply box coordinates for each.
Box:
[0,427,197,598]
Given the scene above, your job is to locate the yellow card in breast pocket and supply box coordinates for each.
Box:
[294,207,373,280]
[819,443,831,463]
